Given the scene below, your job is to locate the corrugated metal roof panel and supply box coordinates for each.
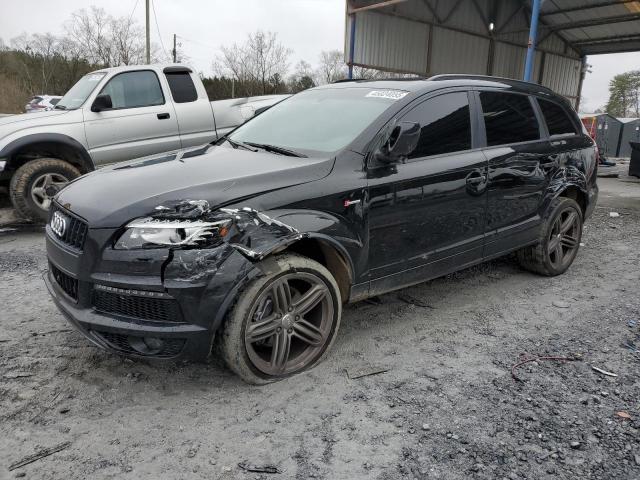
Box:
[353,11,429,74]
[430,27,490,74]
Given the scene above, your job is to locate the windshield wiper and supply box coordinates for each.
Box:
[223,137,258,152]
[245,142,307,158]
[54,105,67,110]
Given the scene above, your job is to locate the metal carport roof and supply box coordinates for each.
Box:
[344,0,640,108]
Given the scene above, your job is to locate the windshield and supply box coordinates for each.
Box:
[56,72,106,110]
[229,87,407,155]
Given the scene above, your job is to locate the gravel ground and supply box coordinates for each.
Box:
[0,172,639,480]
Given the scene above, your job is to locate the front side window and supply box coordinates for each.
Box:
[99,71,164,109]
[480,91,540,146]
[538,98,579,137]
[401,92,472,159]
[229,87,404,155]
[165,72,198,103]
[56,72,106,110]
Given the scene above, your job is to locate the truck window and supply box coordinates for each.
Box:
[165,72,198,103]
[480,91,540,146]
[99,71,164,109]
[538,98,579,137]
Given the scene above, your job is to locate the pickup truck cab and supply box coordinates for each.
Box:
[0,64,286,221]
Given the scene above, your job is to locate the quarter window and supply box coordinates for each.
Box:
[99,71,164,109]
[538,98,578,137]
[480,92,540,146]
[401,92,472,158]
[165,72,198,103]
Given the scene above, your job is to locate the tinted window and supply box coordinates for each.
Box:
[538,98,578,137]
[49,98,60,106]
[166,72,198,103]
[401,92,471,158]
[480,92,540,146]
[100,71,164,109]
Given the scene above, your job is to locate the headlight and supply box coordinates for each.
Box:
[114,217,231,250]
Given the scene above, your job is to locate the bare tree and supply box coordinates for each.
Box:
[316,50,347,84]
[64,6,156,67]
[216,31,292,95]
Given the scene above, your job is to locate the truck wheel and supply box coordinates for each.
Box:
[517,197,583,276]
[218,253,342,384]
[9,158,80,222]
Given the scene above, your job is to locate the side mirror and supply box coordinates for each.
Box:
[374,121,421,164]
[91,94,112,112]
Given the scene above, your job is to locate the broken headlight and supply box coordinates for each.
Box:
[114,217,231,249]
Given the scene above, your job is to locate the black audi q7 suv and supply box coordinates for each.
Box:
[45,75,598,383]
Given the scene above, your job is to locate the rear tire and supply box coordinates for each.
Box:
[217,253,342,385]
[9,158,80,222]
[517,197,583,276]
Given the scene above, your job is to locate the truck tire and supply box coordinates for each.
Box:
[9,158,80,222]
[218,253,342,384]
[517,197,583,276]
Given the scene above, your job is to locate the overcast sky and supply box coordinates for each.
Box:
[1,0,638,112]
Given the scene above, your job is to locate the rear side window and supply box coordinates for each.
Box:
[538,98,579,137]
[100,71,164,109]
[480,91,540,146]
[401,92,472,158]
[165,72,198,103]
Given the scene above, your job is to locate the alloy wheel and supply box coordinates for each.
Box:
[244,272,334,376]
[30,173,70,210]
[547,208,580,269]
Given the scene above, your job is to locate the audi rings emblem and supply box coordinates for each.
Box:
[51,211,67,237]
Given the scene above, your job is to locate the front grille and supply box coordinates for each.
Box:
[91,330,186,358]
[50,263,78,301]
[92,289,184,323]
[49,203,88,251]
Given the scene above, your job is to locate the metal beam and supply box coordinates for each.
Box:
[496,3,524,33]
[548,12,640,31]
[421,0,442,24]
[524,0,542,82]
[441,0,464,24]
[541,0,640,17]
[348,0,408,14]
[573,33,640,46]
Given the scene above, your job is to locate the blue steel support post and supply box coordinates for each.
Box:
[348,13,356,79]
[524,0,542,82]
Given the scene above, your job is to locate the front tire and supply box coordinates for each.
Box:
[9,158,80,222]
[218,253,342,384]
[517,197,583,276]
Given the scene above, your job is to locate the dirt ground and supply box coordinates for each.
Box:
[1,165,639,480]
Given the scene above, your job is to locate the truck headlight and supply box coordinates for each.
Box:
[114,217,231,249]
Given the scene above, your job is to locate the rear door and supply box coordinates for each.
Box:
[478,90,556,257]
[84,70,180,165]
[163,68,216,148]
[367,90,488,290]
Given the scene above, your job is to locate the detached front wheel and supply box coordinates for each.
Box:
[218,253,342,384]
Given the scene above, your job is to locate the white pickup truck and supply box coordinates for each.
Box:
[0,64,287,221]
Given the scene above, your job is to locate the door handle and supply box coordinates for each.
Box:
[157,113,170,120]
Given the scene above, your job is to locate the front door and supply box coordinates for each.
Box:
[367,90,488,293]
[84,70,180,166]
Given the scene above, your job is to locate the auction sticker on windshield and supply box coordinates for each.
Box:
[366,90,409,100]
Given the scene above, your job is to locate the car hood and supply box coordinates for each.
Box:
[56,144,335,228]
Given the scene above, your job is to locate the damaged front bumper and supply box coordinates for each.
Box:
[45,226,260,361]
[44,201,304,361]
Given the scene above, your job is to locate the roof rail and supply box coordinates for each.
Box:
[428,74,554,93]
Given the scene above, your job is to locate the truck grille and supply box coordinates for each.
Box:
[49,203,88,251]
[50,263,78,301]
[92,289,184,323]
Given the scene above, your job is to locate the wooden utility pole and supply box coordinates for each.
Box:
[172,34,177,63]
[145,0,151,64]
